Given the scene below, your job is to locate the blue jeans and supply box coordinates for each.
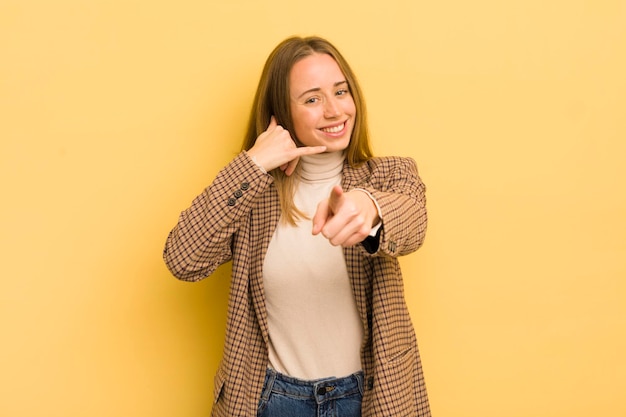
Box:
[257,368,364,417]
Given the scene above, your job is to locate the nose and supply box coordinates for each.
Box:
[324,97,340,118]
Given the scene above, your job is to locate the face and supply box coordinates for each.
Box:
[289,53,356,152]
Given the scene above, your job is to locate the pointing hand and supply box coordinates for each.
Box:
[312,185,380,247]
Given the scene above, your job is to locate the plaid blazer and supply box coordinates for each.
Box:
[164,152,431,417]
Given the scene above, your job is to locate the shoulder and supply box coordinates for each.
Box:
[358,156,420,180]
[343,155,421,188]
[365,156,418,171]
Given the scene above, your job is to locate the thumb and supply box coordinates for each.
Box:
[312,198,330,235]
[267,115,277,130]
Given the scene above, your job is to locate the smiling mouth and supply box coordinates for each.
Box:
[320,122,345,134]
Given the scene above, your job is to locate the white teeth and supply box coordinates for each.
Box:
[321,123,344,133]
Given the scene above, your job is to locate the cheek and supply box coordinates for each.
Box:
[289,112,309,145]
[344,98,356,114]
[292,109,316,133]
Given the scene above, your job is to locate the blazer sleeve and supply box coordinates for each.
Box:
[163,152,274,281]
[357,157,427,257]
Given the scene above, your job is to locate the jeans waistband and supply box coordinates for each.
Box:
[261,368,364,405]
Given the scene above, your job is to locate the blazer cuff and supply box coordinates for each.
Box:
[361,226,382,254]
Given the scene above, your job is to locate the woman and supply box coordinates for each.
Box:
[163,36,431,417]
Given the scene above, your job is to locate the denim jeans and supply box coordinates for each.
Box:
[257,368,364,417]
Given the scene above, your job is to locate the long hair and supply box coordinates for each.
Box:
[241,36,373,225]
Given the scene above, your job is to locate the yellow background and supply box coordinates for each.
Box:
[1,0,625,416]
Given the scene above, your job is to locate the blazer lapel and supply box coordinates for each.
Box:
[248,182,280,347]
[342,161,374,341]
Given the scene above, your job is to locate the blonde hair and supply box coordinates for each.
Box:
[241,36,373,225]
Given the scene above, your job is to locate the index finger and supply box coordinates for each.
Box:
[327,185,344,209]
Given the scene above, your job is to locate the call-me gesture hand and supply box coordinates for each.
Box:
[312,185,380,247]
[247,116,326,176]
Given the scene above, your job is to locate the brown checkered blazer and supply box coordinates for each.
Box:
[164,152,431,416]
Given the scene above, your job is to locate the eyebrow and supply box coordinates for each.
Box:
[296,80,348,99]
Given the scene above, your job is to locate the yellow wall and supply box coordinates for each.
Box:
[1,1,624,416]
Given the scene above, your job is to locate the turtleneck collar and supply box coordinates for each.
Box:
[299,151,346,182]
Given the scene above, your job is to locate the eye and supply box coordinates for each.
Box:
[336,89,350,96]
[304,96,320,104]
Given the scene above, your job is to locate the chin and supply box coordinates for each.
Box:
[321,134,351,152]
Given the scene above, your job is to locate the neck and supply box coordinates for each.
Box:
[299,151,345,182]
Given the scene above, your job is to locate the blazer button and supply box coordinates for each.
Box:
[389,241,397,252]
[366,377,374,390]
[227,197,236,206]
[241,182,250,191]
[234,189,243,198]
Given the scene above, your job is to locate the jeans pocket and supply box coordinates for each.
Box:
[257,369,275,417]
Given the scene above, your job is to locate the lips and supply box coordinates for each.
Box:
[320,122,345,134]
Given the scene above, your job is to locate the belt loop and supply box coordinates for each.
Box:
[260,368,277,401]
[355,371,365,395]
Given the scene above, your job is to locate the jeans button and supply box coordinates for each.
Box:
[316,386,335,395]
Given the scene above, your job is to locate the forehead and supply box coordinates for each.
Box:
[289,53,345,92]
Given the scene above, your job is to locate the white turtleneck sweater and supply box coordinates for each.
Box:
[263,151,363,380]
